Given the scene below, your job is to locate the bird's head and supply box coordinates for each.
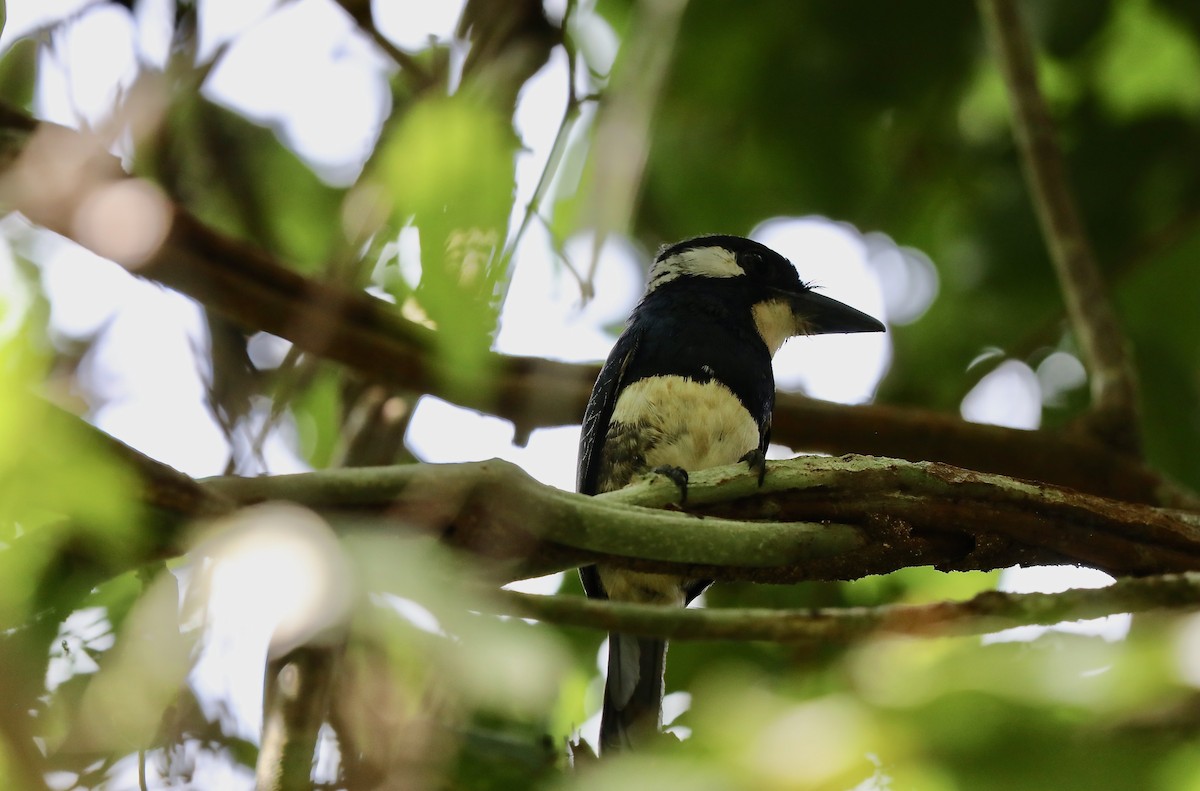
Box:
[647,235,886,354]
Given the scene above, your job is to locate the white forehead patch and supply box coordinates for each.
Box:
[647,246,744,291]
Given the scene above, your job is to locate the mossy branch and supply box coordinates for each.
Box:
[201,455,1200,584]
[498,571,1200,642]
[10,423,1199,623]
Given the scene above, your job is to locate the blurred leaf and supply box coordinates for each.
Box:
[643,624,1194,791]
[1034,0,1115,58]
[1157,0,1200,39]
[0,38,36,110]
[65,571,192,753]
[374,96,516,394]
[0,262,139,626]
[1119,226,1200,488]
[1096,0,1200,120]
[290,365,342,468]
[344,533,569,715]
[84,569,147,644]
[551,756,731,791]
[135,91,348,272]
[641,0,978,236]
[451,718,560,791]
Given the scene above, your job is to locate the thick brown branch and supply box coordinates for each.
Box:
[498,571,1200,643]
[978,0,1142,453]
[67,404,234,519]
[772,395,1194,509]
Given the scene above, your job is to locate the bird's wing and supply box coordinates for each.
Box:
[577,328,641,602]
[759,401,773,456]
[577,328,641,497]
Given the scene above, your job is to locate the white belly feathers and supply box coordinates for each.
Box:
[610,375,759,472]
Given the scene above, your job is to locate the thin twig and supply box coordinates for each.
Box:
[498,80,586,286]
[330,0,436,92]
[138,748,149,791]
[498,0,593,298]
[977,0,1142,453]
[581,0,689,286]
[498,571,1200,642]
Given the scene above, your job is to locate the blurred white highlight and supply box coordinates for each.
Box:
[984,566,1131,644]
[961,359,1042,430]
[0,234,31,340]
[374,0,466,50]
[1173,613,1200,688]
[1037,351,1088,407]
[71,178,172,269]
[862,230,939,325]
[496,230,643,363]
[195,502,353,657]
[751,696,868,786]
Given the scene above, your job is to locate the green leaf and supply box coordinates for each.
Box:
[374,96,517,395]
[1096,0,1200,120]
[134,93,348,271]
[290,365,342,469]
[0,260,139,626]
[0,37,36,110]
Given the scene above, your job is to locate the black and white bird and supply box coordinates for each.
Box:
[576,234,885,753]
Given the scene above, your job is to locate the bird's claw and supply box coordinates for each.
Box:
[739,448,767,486]
[652,465,689,504]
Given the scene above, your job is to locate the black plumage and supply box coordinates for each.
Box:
[576,235,884,753]
[578,283,774,494]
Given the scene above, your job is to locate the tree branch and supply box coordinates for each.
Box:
[771,394,1195,509]
[256,645,342,791]
[10,428,1200,633]
[498,571,1200,642]
[201,455,1200,584]
[67,404,234,519]
[329,0,436,92]
[978,0,1142,453]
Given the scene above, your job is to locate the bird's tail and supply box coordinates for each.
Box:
[599,631,667,753]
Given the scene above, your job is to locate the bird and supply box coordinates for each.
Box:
[576,234,885,753]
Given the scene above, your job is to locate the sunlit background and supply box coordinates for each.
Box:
[7,0,1189,788]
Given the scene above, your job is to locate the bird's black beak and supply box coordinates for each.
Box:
[783,289,886,335]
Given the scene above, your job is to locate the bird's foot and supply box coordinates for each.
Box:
[652,465,689,504]
[739,448,767,486]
